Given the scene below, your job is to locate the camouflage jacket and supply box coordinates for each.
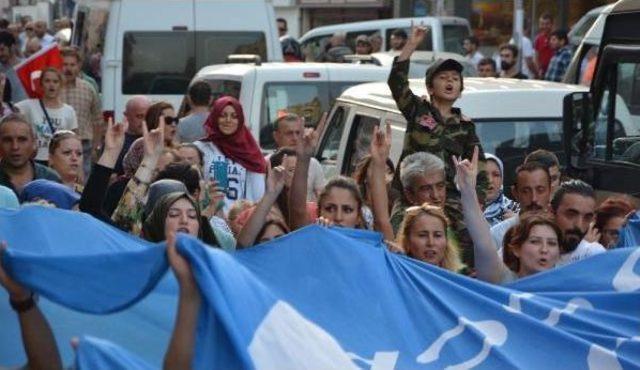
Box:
[387,57,488,203]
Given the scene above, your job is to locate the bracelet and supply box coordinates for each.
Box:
[9,292,37,313]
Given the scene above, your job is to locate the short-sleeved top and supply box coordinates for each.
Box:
[194,140,265,214]
[16,99,78,161]
[177,112,208,143]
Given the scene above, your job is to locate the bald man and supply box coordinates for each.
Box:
[114,95,151,174]
[34,20,55,47]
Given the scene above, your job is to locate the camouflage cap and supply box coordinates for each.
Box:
[425,58,464,88]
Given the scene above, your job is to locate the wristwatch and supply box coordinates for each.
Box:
[9,292,37,313]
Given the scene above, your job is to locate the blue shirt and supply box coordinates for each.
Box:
[544,45,573,82]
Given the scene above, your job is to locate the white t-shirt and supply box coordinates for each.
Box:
[491,215,519,258]
[466,51,485,68]
[194,140,265,213]
[509,36,534,78]
[556,240,606,267]
[16,99,78,161]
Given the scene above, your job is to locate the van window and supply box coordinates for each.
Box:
[207,79,242,101]
[346,30,378,50]
[260,82,329,150]
[344,114,380,175]
[385,28,432,51]
[594,62,640,164]
[301,35,332,62]
[476,119,563,188]
[318,106,348,179]
[195,32,267,68]
[442,25,469,54]
[571,14,599,43]
[122,31,266,95]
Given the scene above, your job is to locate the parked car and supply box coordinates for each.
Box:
[300,17,470,62]
[315,77,593,191]
[72,0,283,120]
[182,61,391,151]
[349,51,478,78]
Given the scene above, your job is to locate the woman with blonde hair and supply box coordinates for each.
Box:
[367,122,463,272]
[396,203,464,271]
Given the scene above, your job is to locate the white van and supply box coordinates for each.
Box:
[315,78,592,189]
[184,61,391,151]
[299,17,470,62]
[71,0,283,119]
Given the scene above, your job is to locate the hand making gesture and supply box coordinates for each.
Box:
[453,146,479,195]
[296,112,328,158]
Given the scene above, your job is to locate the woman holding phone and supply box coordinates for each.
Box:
[194,96,266,214]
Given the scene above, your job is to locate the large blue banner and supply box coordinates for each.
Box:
[1,207,639,369]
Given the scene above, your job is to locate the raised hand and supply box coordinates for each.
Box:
[370,121,392,164]
[296,112,328,158]
[453,146,479,194]
[266,161,287,196]
[142,119,165,159]
[104,117,128,154]
[409,22,429,46]
[0,242,30,301]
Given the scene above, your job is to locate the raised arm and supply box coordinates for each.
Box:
[454,147,508,284]
[0,244,62,370]
[112,120,165,234]
[289,113,327,230]
[163,233,200,370]
[237,163,286,248]
[387,24,429,122]
[80,118,127,223]
[368,122,395,241]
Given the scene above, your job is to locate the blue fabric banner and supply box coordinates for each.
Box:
[1,207,639,369]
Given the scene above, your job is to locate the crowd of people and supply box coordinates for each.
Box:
[0,16,636,370]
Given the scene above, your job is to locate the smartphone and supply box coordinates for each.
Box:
[212,161,229,190]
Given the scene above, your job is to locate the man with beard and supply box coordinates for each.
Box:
[491,161,551,253]
[498,44,528,80]
[551,180,605,266]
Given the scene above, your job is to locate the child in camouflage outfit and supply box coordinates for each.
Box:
[387,24,488,268]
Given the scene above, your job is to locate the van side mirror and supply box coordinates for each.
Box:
[562,91,593,171]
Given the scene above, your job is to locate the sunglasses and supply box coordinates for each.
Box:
[164,116,179,126]
[26,27,33,31]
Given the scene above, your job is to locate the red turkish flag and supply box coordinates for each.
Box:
[15,44,64,98]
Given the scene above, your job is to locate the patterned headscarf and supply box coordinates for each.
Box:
[483,153,519,226]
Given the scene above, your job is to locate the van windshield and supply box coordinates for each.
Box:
[475,119,563,190]
[442,25,469,54]
[123,31,266,95]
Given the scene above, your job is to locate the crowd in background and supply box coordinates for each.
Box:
[0,14,635,370]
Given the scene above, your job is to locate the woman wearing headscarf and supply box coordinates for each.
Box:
[19,179,80,210]
[194,96,266,214]
[483,153,519,226]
